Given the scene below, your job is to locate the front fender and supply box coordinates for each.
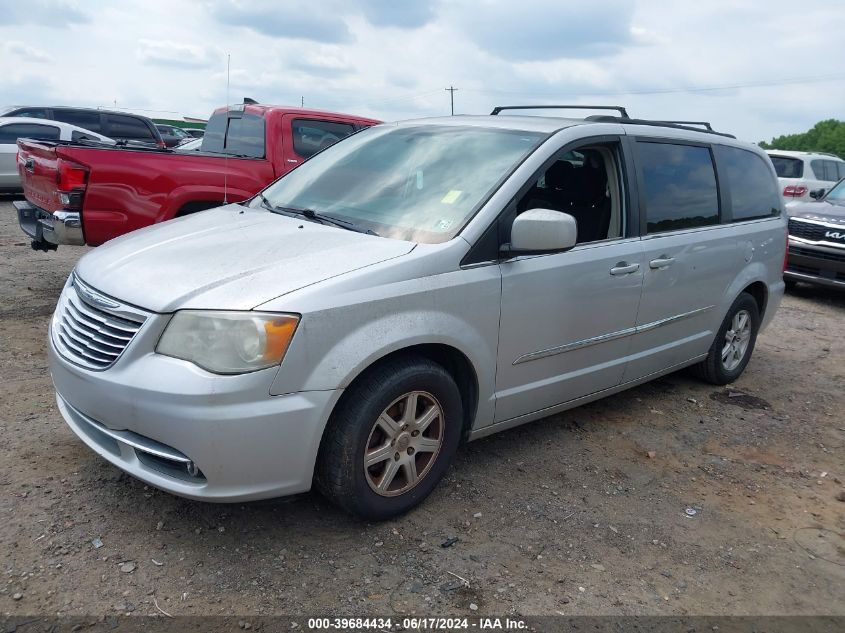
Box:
[268,265,502,430]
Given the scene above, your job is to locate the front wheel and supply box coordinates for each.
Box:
[692,292,760,385]
[315,356,463,520]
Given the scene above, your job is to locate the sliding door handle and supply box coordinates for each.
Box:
[649,256,676,269]
[609,262,640,276]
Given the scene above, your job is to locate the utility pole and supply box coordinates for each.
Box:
[445,86,458,115]
[301,96,304,107]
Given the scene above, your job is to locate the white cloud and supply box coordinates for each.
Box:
[5,41,52,63]
[136,39,217,69]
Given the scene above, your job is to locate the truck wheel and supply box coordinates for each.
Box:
[315,356,462,520]
[692,293,760,385]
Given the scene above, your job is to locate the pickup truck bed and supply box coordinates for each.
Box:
[17,104,379,249]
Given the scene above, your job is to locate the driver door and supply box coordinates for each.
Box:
[493,138,644,423]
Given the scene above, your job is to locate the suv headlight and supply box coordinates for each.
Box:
[156,311,300,374]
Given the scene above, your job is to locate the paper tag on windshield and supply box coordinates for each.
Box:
[440,190,462,204]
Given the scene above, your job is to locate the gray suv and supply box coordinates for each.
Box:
[47,106,786,519]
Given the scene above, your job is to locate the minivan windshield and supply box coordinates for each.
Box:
[253,124,546,243]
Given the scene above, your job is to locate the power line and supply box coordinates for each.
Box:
[362,89,444,108]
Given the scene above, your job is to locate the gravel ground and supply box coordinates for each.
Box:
[1,197,843,618]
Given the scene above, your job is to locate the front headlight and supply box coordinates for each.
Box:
[156,311,300,374]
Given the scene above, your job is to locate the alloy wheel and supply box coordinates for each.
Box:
[721,309,752,371]
[364,391,444,497]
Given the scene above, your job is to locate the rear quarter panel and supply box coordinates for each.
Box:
[723,216,787,332]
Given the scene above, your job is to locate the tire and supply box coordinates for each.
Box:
[315,356,463,520]
[692,292,760,385]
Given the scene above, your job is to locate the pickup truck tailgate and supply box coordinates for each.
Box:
[17,139,65,213]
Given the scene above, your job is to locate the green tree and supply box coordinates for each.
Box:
[759,119,845,159]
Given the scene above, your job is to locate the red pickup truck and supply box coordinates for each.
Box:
[15,103,380,250]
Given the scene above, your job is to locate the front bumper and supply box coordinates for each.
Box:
[785,238,845,289]
[15,199,85,248]
[49,333,342,502]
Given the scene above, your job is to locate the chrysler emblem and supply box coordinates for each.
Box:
[75,281,120,310]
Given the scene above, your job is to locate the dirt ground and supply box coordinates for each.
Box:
[1,197,843,619]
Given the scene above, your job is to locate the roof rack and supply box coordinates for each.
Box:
[489,104,735,138]
[584,115,735,138]
[655,120,713,131]
[490,104,630,118]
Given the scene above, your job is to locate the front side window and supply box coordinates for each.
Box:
[256,125,546,243]
[638,141,719,234]
[292,119,355,159]
[715,146,780,221]
[0,123,60,144]
[514,144,624,244]
[769,155,803,178]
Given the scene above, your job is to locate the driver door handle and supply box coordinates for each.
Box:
[649,256,676,269]
[609,262,640,276]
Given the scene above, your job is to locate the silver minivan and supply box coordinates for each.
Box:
[48,106,786,519]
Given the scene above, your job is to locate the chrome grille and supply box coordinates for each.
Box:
[52,276,148,370]
[788,218,845,245]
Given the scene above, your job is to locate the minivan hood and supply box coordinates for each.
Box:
[75,205,415,312]
[788,199,845,225]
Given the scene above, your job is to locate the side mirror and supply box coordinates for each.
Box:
[809,188,826,200]
[503,208,577,255]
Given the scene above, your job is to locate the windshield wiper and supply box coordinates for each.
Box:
[272,205,379,236]
[256,192,276,213]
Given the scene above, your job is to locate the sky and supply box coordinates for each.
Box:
[2,0,844,144]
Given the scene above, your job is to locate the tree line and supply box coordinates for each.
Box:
[760,119,845,159]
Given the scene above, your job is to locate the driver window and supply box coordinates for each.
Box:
[515,143,624,244]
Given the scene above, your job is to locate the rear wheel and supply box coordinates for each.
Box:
[692,293,760,385]
[315,356,462,520]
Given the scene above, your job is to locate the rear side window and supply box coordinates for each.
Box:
[810,159,842,182]
[769,155,803,178]
[637,141,719,233]
[715,146,780,221]
[53,109,102,133]
[106,114,155,140]
[292,119,355,159]
[0,123,60,144]
[201,113,264,157]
